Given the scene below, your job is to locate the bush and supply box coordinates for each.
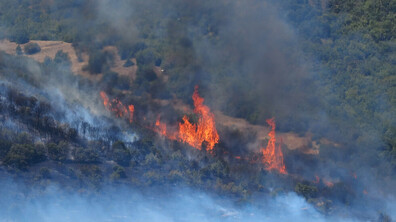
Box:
[39,167,51,179]
[111,141,131,166]
[4,144,46,170]
[123,59,135,67]
[73,147,99,163]
[53,50,71,65]
[86,50,114,74]
[47,141,68,162]
[118,42,147,60]
[0,139,12,160]
[16,45,23,55]
[144,152,161,167]
[80,165,103,188]
[136,65,157,82]
[23,42,41,55]
[135,49,159,66]
[111,165,127,180]
[11,28,29,44]
[295,183,318,199]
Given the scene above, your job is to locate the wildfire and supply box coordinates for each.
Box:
[323,179,334,188]
[261,118,287,174]
[178,86,219,152]
[313,175,320,184]
[155,117,167,136]
[128,105,134,123]
[100,91,134,123]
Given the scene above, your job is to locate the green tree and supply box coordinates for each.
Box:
[4,144,46,170]
[23,42,41,55]
[16,45,23,55]
[47,141,68,162]
[111,165,127,180]
[295,183,318,199]
[111,141,131,166]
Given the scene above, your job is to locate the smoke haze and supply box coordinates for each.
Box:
[0,0,394,221]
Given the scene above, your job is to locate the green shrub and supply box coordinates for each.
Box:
[86,50,114,74]
[0,139,12,160]
[39,167,51,179]
[80,165,103,188]
[16,45,23,55]
[111,165,127,180]
[47,141,68,162]
[111,141,131,166]
[123,59,135,67]
[53,50,71,64]
[135,49,158,66]
[73,147,99,163]
[4,144,46,170]
[23,42,41,55]
[11,28,29,44]
[144,152,161,167]
[295,183,318,199]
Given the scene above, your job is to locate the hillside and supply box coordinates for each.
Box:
[0,0,395,221]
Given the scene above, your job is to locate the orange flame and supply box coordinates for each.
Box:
[323,179,334,188]
[128,105,134,123]
[100,91,110,108]
[150,116,178,140]
[313,175,320,184]
[178,86,219,152]
[100,91,134,123]
[155,117,167,136]
[261,118,287,174]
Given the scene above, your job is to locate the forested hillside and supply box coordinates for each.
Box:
[0,0,395,221]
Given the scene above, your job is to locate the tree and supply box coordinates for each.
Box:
[86,50,114,74]
[0,139,12,160]
[23,42,41,55]
[16,45,23,55]
[4,144,46,170]
[111,165,127,180]
[295,183,318,199]
[11,28,29,44]
[53,50,71,65]
[123,59,135,67]
[47,142,68,162]
[73,147,99,163]
[111,141,131,166]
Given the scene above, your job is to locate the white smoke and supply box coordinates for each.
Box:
[0,178,387,222]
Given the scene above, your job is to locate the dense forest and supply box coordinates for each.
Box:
[0,0,395,221]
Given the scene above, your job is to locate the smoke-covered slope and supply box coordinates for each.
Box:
[0,0,395,221]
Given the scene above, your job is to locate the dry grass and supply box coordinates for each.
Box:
[0,40,137,81]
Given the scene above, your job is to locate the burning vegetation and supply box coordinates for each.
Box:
[261,118,287,174]
[101,86,289,175]
[141,86,220,152]
[178,86,220,152]
[100,91,134,123]
[0,0,395,220]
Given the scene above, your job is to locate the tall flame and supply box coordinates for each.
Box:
[154,116,167,137]
[261,118,287,174]
[100,91,134,123]
[152,116,177,140]
[128,105,134,123]
[178,86,219,152]
[100,91,110,108]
